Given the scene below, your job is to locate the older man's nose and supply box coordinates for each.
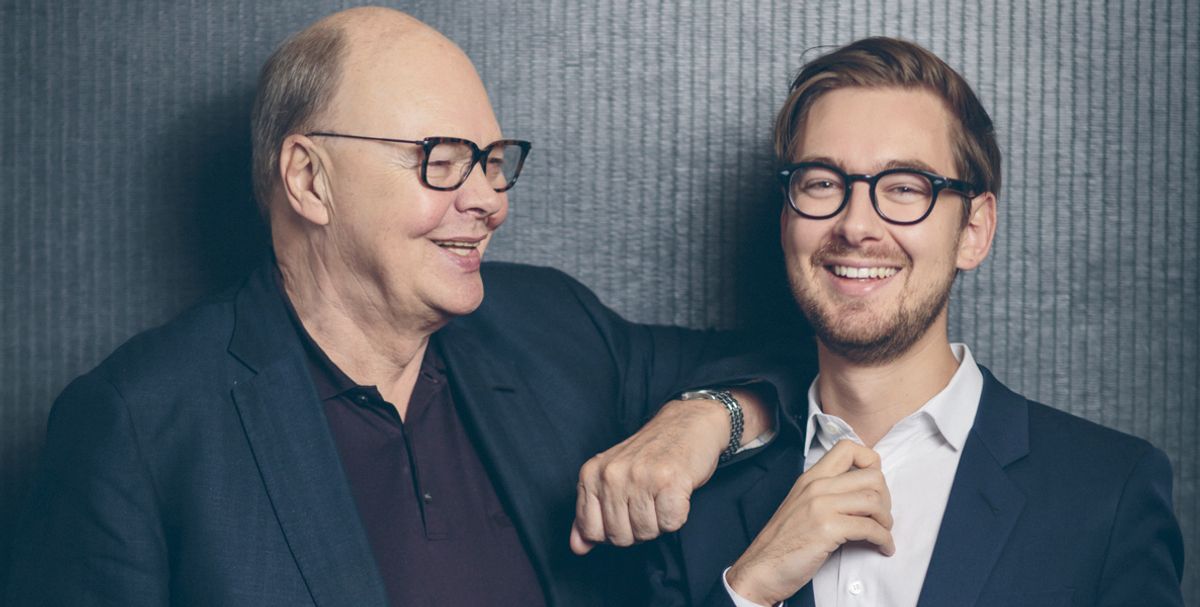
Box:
[456,165,508,220]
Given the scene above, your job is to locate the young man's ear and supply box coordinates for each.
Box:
[279,134,332,226]
[956,192,996,271]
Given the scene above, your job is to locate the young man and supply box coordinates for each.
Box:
[646,37,1184,607]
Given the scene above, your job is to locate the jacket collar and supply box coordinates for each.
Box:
[916,367,1030,606]
[733,366,1029,607]
[227,262,390,607]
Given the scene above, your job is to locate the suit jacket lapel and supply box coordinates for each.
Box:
[228,266,388,607]
[737,443,804,545]
[740,367,816,607]
[733,442,818,607]
[917,368,1029,607]
[435,322,582,606]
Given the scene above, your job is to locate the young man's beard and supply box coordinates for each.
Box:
[791,268,956,366]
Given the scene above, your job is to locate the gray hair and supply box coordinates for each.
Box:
[250,24,347,222]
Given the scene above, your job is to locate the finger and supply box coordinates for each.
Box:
[808,482,894,531]
[627,493,660,542]
[653,485,691,534]
[804,467,889,508]
[573,479,606,547]
[570,523,597,555]
[794,441,880,494]
[790,448,886,502]
[818,440,882,473]
[839,515,896,556]
[600,494,635,547]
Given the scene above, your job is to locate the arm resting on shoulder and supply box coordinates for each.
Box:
[551,269,795,554]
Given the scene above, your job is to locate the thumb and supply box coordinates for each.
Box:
[570,522,597,555]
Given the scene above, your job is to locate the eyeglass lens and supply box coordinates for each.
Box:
[424,141,525,191]
[789,165,936,223]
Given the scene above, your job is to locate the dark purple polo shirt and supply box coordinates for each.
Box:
[279,278,546,606]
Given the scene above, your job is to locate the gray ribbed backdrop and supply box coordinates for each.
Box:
[2,0,1197,599]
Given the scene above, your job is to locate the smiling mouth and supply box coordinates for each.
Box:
[829,265,899,279]
[432,240,482,257]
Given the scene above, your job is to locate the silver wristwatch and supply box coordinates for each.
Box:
[678,389,743,463]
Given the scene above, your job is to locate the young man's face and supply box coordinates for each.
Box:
[781,86,990,364]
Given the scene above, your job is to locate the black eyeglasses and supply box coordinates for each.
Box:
[307,132,532,192]
[778,161,980,225]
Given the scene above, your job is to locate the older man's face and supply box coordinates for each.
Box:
[310,31,508,325]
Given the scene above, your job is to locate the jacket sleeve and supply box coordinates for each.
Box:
[640,526,748,607]
[550,268,800,436]
[5,372,169,607]
[1095,445,1184,607]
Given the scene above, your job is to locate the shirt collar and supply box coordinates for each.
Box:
[921,343,982,451]
[804,343,984,453]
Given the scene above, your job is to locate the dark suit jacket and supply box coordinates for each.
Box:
[647,367,1185,607]
[6,262,780,607]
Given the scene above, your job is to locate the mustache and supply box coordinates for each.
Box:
[810,240,909,267]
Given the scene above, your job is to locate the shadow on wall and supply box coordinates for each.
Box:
[0,88,270,586]
[156,86,270,295]
[724,144,813,346]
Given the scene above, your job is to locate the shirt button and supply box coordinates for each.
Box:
[848,580,864,595]
[423,492,433,504]
[356,394,369,404]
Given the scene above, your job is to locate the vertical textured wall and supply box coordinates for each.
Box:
[2,0,1196,599]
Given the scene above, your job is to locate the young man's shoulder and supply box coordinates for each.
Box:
[1022,397,1162,472]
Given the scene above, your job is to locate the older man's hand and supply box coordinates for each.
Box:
[569,389,765,555]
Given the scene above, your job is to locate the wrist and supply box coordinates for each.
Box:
[671,398,730,454]
[678,389,743,462]
[726,561,786,606]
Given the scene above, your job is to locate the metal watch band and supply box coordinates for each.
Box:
[678,389,743,463]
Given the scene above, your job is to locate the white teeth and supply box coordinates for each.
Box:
[434,240,479,257]
[831,265,898,279]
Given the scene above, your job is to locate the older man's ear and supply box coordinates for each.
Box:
[279,134,332,227]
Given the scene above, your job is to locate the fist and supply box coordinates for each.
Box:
[570,398,731,554]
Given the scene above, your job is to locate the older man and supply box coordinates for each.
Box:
[6,8,783,607]
[646,37,1184,607]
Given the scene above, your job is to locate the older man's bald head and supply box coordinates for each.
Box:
[250,7,490,220]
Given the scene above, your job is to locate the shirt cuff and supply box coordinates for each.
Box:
[717,407,777,467]
[722,566,778,607]
[736,405,779,452]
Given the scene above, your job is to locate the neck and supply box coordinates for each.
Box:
[276,247,442,419]
[814,318,959,447]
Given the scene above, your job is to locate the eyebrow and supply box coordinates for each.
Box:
[798,156,946,176]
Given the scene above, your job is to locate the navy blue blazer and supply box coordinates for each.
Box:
[646,367,1185,607]
[6,262,776,607]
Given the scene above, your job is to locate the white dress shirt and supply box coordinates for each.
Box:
[725,344,983,607]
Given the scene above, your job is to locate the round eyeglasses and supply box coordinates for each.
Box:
[306,132,532,192]
[778,161,980,225]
